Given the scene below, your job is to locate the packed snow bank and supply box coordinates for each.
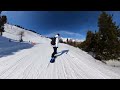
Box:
[105,60,120,67]
[0,36,33,58]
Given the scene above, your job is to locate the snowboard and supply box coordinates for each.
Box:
[50,56,57,63]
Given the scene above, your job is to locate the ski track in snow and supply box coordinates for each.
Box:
[0,42,120,79]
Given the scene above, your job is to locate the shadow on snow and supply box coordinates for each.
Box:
[50,50,69,63]
[0,37,33,58]
[56,50,69,57]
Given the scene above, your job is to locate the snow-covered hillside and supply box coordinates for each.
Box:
[3,24,50,44]
[0,24,120,79]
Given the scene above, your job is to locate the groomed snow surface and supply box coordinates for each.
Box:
[1,40,120,79]
[0,24,120,79]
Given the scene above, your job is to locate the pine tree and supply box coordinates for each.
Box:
[80,12,120,60]
[117,28,120,37]
[59,38,63,43]
[0,13,7,36]
[0,12,2,36]
[97,11,119,60]
[85,30,94,52]
[1,15,7,24]
[67,38,69,43]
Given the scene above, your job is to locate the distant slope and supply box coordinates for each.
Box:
[3,24,50,44]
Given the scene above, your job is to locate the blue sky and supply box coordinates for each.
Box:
[2,11,120,41]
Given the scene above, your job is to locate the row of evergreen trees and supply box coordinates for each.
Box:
[79,12,120,60]
[60,38,81,48]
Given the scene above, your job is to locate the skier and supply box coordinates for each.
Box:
[50,33,60,63]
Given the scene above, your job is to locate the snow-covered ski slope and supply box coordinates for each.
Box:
[0,43,120,79]
[0,24,120,79]
[0,36,33,58]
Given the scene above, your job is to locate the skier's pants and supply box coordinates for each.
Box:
[52,47,57,58]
